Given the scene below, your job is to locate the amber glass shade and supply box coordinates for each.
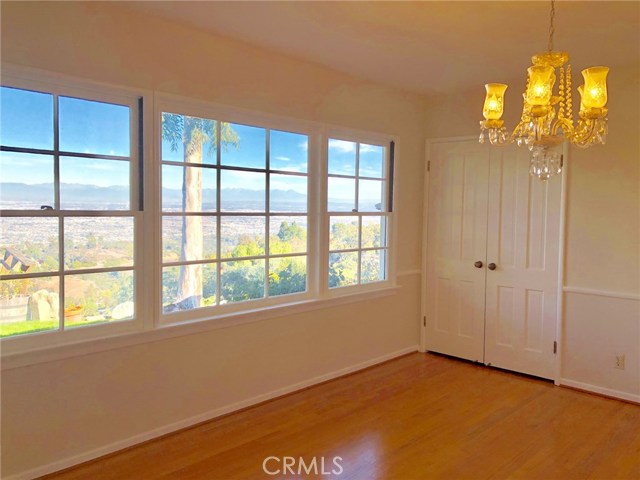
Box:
[482,83,508,120]
[581,67,609,109]
[526,65,555,106]
[577,85,587,113]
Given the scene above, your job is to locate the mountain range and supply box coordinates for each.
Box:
[0,183,307,205]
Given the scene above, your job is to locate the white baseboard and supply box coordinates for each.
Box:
[560,378,640,404]
[5,345,419,480]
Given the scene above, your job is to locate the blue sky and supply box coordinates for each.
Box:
[1,86,130,187]
[0,87,384,201]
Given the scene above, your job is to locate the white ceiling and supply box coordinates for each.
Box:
[126,1,640,95]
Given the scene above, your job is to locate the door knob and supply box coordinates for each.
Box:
[488,263,497,270]
[474,261,483,268]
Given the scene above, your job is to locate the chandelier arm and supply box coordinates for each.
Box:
[572,119,598,147]
[551,117,574,138]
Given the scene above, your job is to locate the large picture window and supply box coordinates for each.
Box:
[0,83,141,340]
[160,109,310,318]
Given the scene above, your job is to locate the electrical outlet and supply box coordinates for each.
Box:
[615,355,625,370]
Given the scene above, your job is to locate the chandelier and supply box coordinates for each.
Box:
[479,0,609,180]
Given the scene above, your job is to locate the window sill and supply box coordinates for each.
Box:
[1,285,400,370]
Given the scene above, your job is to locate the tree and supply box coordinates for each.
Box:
[162,114,239,310]
[277,221,305,242]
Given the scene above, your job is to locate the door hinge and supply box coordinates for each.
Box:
[423,316,426,327]
[553,341,557,354]
[427,160,431,172]
[560,155,564,168]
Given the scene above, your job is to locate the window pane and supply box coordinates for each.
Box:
[162,165,216,212]
[328,177,355,212]
[0,275,60,337]
[359,179,385,212]
[328,139,356,176]
[59,97,130,157]
[162,263,216,313]
[220,123,265,169]
[220,216,265,258]
[161,113,217,165]
[330,216,358,251]
[269,256,306,296]
[162,215,216,263]
[361,249,386,284]
[220,170,265,212]
[270,174,307,213]
[60,157,130,210]
[64,217,134,270]
[220,259,265,303]
[64,270,134,328]
[362,216,386,248]
[1,217,58,273]
[329,252,358,288]
[0,152,54,209]
[0,87,53,150]
[359,144,385,178]
[269,216,307,255]
[270,130,308,173]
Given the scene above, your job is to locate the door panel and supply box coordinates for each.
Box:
[425,142,489,362]
[484,147,561,379]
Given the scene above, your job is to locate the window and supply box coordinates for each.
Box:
[0,69,396,356]
[160,107,311,320]
[0,81,141,341]
[327,138,392,289]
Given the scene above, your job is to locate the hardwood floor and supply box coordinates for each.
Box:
[42,353,640,480]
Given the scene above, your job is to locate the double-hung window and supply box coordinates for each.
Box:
[159,101,313,322]
[326,137,393,289]
[0,78,142,346]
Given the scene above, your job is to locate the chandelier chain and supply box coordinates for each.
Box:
[548,0,555,52]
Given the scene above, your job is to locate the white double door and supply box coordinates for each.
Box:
[424,139,562,379]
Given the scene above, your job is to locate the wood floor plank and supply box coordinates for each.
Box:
[41,353,640,480]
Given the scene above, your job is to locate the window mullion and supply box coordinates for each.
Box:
[355,143,361,285]
[53,94,65,332]
[215,121,222,307]
[354,143,360,214]
[317,130,329,296]
[265,129,271,298]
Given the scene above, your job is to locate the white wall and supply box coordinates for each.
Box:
[0,3,424,477]
[424,63,640,401]
[2,2,638,478]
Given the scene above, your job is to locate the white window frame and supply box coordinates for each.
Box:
[0,66,398,365]
[322,128,397,298]
[154,93,321,325]
[0,66,153,355]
